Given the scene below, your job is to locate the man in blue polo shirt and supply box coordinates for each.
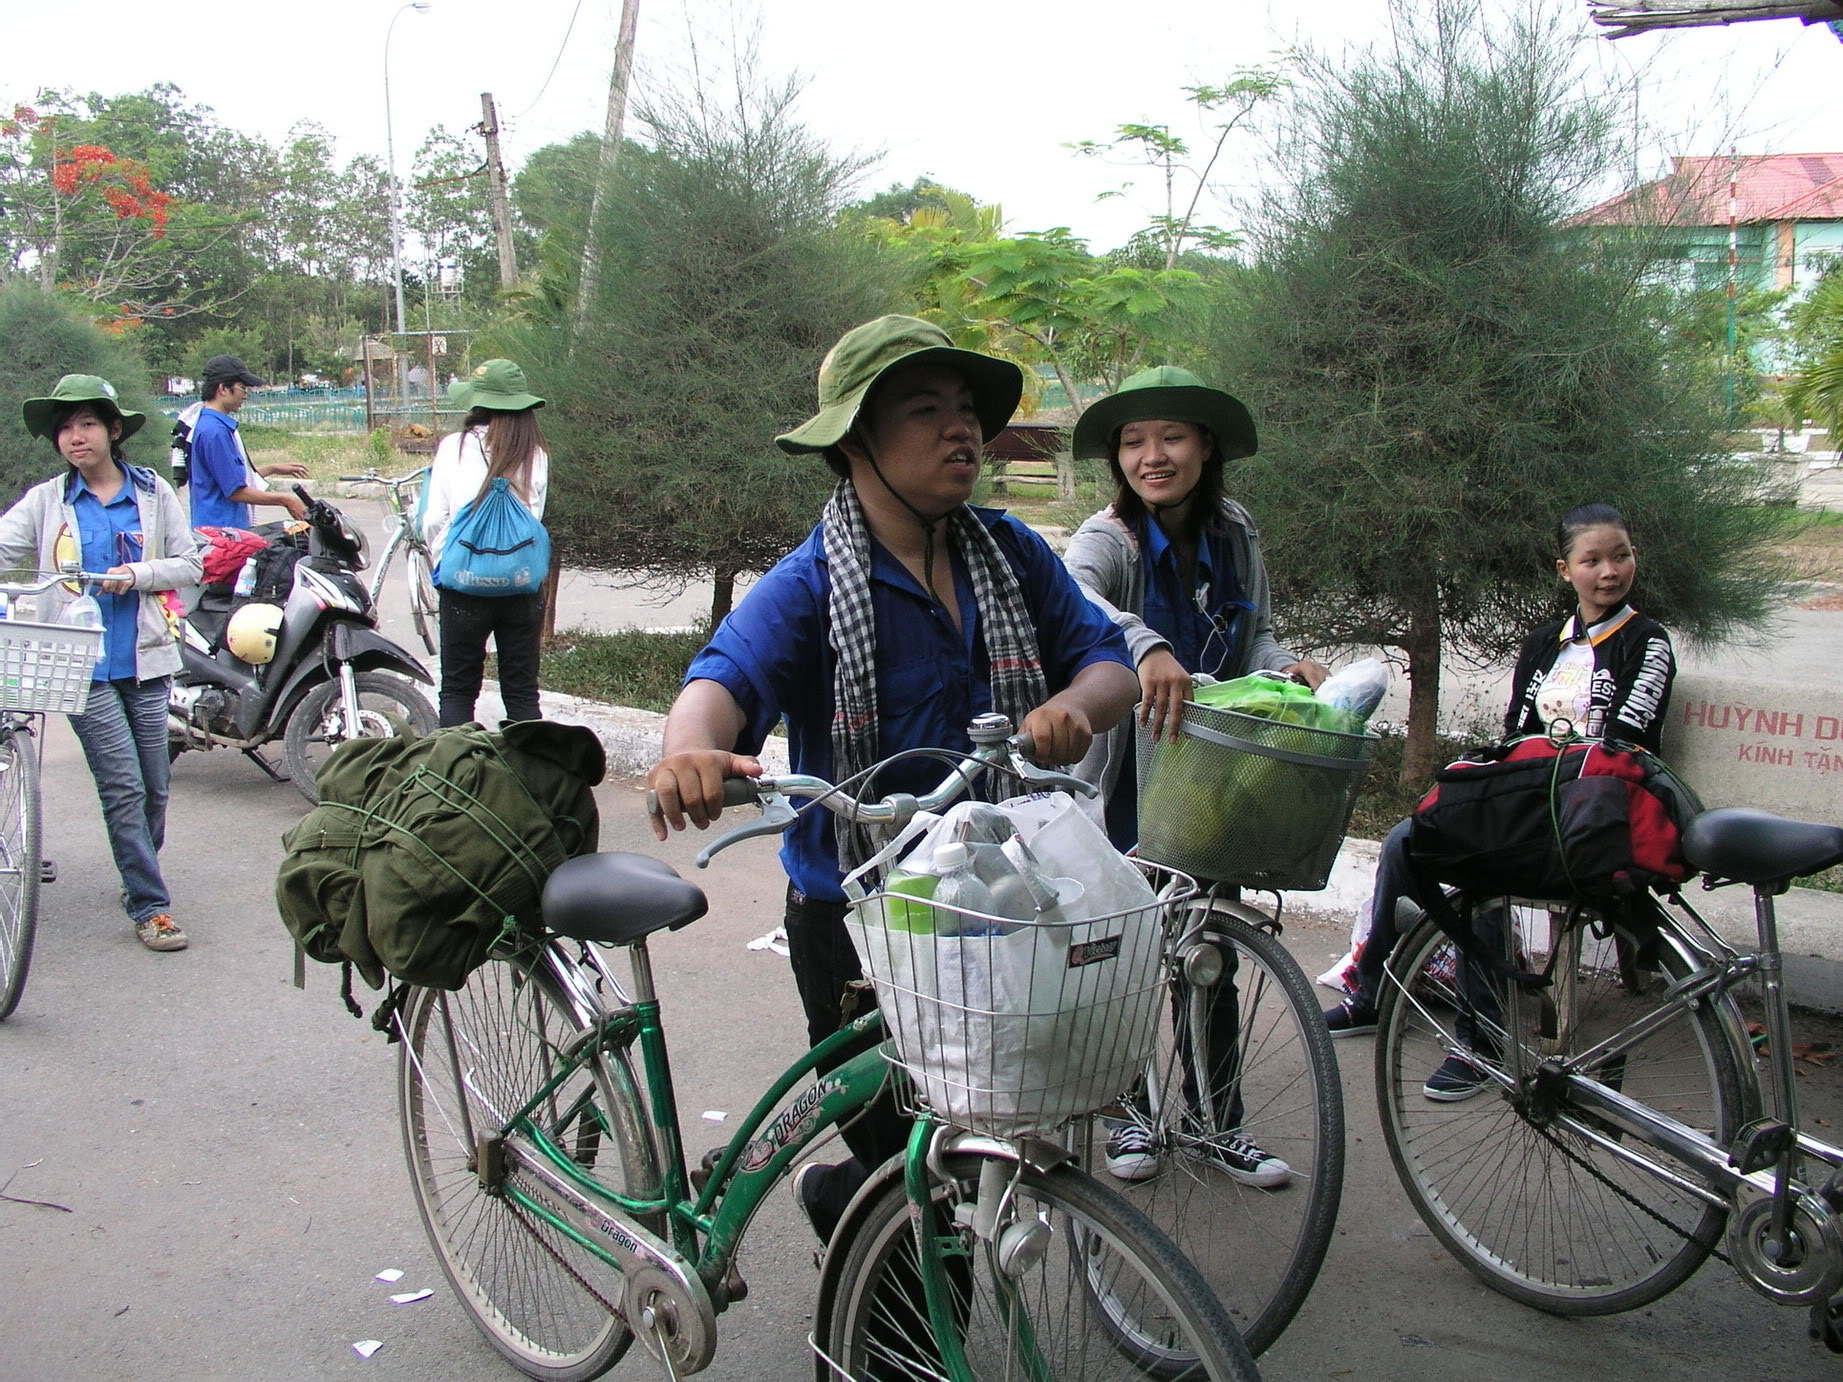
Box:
[187,355,307,529]
[647,316,1137,1236]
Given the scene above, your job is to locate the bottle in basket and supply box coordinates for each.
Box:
[63,592,106,664]
[931,841,1016,937]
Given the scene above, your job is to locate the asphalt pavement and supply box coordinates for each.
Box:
[4,712,1842,1381]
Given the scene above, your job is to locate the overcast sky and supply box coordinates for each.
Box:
[4,0,1842,252]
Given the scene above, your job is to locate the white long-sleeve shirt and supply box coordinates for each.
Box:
[419,427,550,566]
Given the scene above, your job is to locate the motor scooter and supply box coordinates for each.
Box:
[169,485,437,802]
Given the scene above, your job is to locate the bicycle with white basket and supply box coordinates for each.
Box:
[0,569,112,1019]
[396,712,1260,1380]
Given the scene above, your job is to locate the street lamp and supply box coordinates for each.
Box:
[384,0,432,339]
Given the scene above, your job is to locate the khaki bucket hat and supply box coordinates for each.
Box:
[1071,365,1256,462]
[453,358,544,413]
[775,315,1023,455]
[21,373,146,442]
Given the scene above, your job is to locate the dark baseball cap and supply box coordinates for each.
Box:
[203,355,264,388]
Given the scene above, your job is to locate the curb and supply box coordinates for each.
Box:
[497,681,1843,1015]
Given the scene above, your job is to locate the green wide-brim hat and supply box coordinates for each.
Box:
[21,373,146,443]
[775,315,1023,455]
[453,358,544,413]
[1071,365,1256,462]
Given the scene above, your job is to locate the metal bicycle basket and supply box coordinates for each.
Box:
[1134,700,1379,891]
[844,859,1194,1140]
[0,618,104,715]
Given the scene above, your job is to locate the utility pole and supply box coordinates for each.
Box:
[574,0,640,330]
[479,92,520,289]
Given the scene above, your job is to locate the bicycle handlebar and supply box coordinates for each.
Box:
[646,714,1099,869]
[0,570,117,596]
[338,468,429,490]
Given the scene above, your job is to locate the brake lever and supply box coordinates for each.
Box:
[1004,734,1099,799]
[696,791,799,868]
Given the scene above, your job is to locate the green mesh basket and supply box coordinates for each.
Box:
[1135,700,1378,891]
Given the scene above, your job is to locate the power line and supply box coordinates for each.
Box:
[509,0,585,120]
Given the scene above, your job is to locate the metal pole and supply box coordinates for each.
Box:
[384,2,430,338]
[1727,150,1739,425]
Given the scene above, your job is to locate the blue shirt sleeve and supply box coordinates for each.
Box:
[190,417,245,507]
[683,541,828,756]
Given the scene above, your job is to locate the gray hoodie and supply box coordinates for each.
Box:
[0,462,202,681]
[1062,497,1301,814]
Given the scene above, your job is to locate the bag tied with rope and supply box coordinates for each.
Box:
[275,721,605,1008]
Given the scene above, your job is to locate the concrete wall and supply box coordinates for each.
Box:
[1661,672,1843,827]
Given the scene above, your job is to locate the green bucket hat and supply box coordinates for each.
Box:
[454,358,544,413]
[774,315,1023,455]
[21,373,146,443]
[1071,365,1256,462]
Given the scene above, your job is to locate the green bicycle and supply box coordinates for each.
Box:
[339,467,438,656]
[395,713,1260,1380]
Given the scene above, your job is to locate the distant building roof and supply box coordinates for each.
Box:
[1573,153,1843,227]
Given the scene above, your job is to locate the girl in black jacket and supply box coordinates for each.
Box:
[1322,504,1677,1099]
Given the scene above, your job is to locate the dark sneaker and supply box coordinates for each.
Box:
[793,1160,867,1244]
[135,914,187,952]
[1200,1133,1292,1188]
[1104,1123,1160,1181]
[1423,1054,1491,1102]
[1324,999,1378,1038]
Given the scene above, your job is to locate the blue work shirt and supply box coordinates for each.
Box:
[67,463,144,682]
[1138,516,1250,681]
[187,407,249,529]
[685,506,1131,902]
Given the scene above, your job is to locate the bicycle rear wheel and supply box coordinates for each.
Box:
[406,544,438,657]
[399,957,662,1380]
[0,725,43,1021]
[820,1155,1259,1381]
[1375,904,1750,1315]
[1072,901,1342,1356]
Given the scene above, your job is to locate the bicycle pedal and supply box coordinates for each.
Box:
[38,859,55,884]
[688,1145,724,1193]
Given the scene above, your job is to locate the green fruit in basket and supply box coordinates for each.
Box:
[1140,732,1343,878]
[884,871,938,933]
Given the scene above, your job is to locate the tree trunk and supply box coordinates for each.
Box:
[709,569,736,627]
[1400,598,1443,789]
[573,0,640,331]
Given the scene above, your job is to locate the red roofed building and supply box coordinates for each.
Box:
[1572,153,1843,294]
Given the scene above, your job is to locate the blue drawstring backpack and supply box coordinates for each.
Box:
[435,476,550,596]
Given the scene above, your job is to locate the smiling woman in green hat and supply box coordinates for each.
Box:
[419,358,550,726]
[0,373,203,954]
[1063,364,1326,1189]
[643,314,1138,1238]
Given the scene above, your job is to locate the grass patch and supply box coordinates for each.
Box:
[240,424,377,491]
[506,624,712,715]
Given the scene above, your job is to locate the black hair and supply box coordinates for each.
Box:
[48,401,127,461]
[201,376,236,403]
[1107,422,1226,541]
[1556,503,1631,559]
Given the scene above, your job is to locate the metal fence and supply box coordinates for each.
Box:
[155,387,370,433]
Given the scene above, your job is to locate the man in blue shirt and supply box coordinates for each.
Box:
[187,356,307,529]
[647,316,1137,1235]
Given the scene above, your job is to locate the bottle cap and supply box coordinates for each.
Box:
[934,840,969,871]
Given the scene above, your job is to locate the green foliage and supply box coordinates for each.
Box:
[528,625,714,714]
[1210,0,1791,782]
[0,282,161,498]
[504,60,903,594]
[367,428,393,470]
[1785,267,1843,435]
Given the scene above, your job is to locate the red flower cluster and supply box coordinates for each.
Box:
[49,146,174,238]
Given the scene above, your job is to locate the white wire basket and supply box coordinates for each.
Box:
[845,860,1194,1140]
[0,618,104,715]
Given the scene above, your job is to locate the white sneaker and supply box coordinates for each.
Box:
[1104,1123,1161,1181]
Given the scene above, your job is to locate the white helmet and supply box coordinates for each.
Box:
[226,602,284,665]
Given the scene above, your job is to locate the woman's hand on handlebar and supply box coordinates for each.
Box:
[1284,659,1329,691]
[646,750,763,840]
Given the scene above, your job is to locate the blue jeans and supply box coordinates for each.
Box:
[68,676,173,924]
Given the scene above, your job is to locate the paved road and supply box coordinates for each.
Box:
[4,720,1840,1380]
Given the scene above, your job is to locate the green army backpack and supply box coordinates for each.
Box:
[275,721,605,1007]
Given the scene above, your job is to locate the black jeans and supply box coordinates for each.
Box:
[437,588,543,726]
[783,885,910,1173]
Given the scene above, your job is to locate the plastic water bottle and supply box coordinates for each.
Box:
[884,870,940,934]
[1314,657,1389,725]
[63,592,106,664]
[931,841,1004,938]
[0,593,11,621]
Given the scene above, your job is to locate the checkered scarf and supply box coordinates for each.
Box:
[822,480,1048,870]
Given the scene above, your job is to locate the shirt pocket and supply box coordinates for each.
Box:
[877,658,945,745]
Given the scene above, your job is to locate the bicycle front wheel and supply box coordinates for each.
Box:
[1376,904,1750,1315]
[399,958,662,1381]
[1073,900,1342,1356]
[820,1155,1259,1381]
[407,544,438,657]
[0,725,43,1021]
